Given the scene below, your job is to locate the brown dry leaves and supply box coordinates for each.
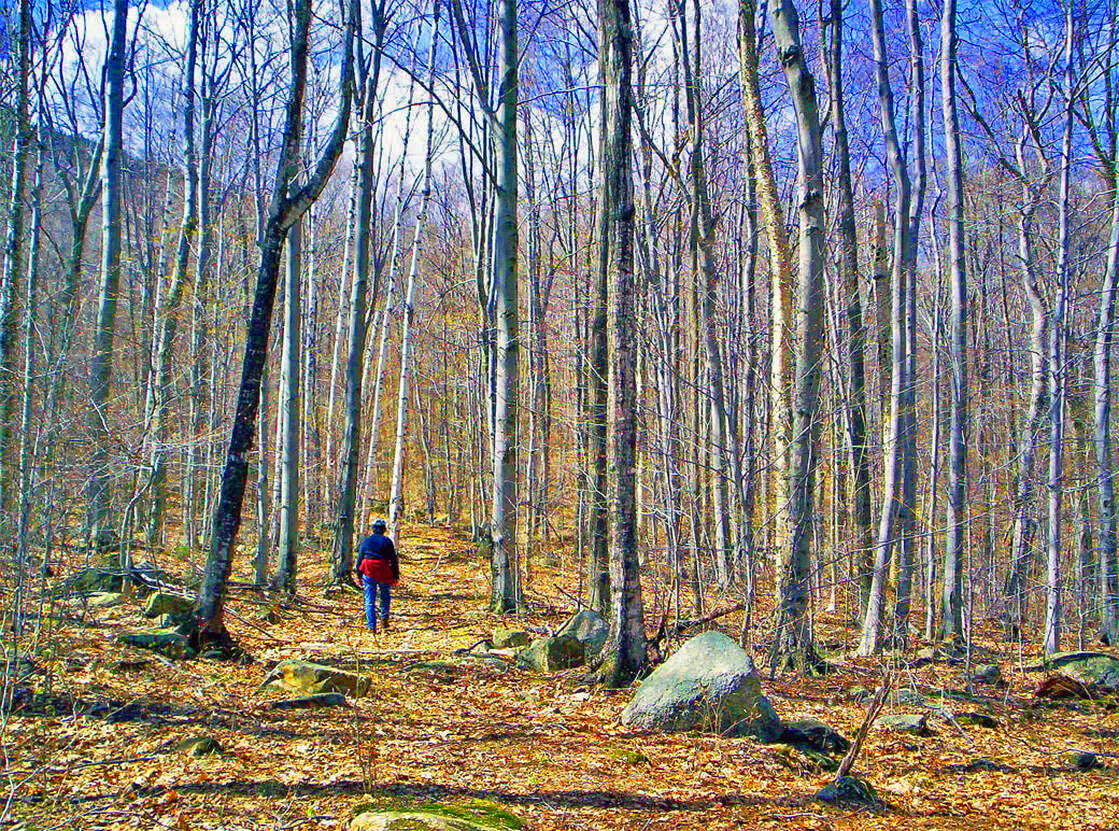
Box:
[5,525,1119,830]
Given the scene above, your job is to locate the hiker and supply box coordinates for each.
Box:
[355,518,400,632]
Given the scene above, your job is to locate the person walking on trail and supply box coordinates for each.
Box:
[355,518,399,632]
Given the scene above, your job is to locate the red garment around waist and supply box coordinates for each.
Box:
[359,557,395,585]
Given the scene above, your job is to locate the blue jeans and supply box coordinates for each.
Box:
[362,575,390,630]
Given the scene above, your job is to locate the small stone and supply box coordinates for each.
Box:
[1061,750,1102,771]
[968,664,1002,685]
[878,713,931,736]
[609,748,649,765]
[895,688,926,707]
[268,692,348,710]
[175,736,222,757]
[954,711,999,729]
[815,775,878,806]
[116,628,194,659]
[64,568,124,595]
[350,799,523,830]
[780,717,851,753]
[263,659,371,696]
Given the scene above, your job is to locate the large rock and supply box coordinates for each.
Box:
[116,628,194,659]
[620,631,781,741]
[66,568,124,594]
[87,592,126,608]
[878,713,931,736]
[516,636,585,672]
[492,628,531,649]
[143,592,194,620]
[1028,652,1119,692]
[263,659,371,696]
[351,800,523,831]
[556,609,608,658]
[780,717,850,753]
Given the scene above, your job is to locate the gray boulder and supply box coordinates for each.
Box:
[954,711,999,729]
[1027,652,1119,692]
[815,776,878,806]
[492,628,531,649]
[878,713,931,736]
[116,628,194,659]
[350,800,523,831]
[87,592,126,608]
[516,635,585,672]
[66,568,123,594]
[620,631,781,741]
[556,609,608,657]
[143,592,194,620]
[263,659,371,696]
[780,717,850,753]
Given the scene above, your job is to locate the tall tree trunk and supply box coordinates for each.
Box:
[680,0,734,587]
[594,0,645,687]
[1095,152,1119,647]
[331,6,388,585]
[146,0,202,547]
[941,0,968,641]
[13,125,44,625]
[88,0,130,555]
[857,0,912,657]
[771,0,826,672]
[273,209,302,594]
[0,0,32,523]
[358,76,417,527]
[826,0,872,617]
[489,0,521,613]
[192,0,355,642]
[896,0,926,643]
[388,5,440,536]
[1043,6,1076,655]
[738,0,794,576]
[1006,139,1047,642]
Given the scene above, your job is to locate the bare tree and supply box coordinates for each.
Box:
[191,0,356,645]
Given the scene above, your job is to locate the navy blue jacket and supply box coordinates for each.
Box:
[356,532,400,582]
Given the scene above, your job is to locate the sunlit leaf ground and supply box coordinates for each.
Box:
[6,524,1118,830]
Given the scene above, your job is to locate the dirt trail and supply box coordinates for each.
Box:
[6,524,1118,830]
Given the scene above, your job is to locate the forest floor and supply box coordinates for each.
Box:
[4,523,1119,830]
